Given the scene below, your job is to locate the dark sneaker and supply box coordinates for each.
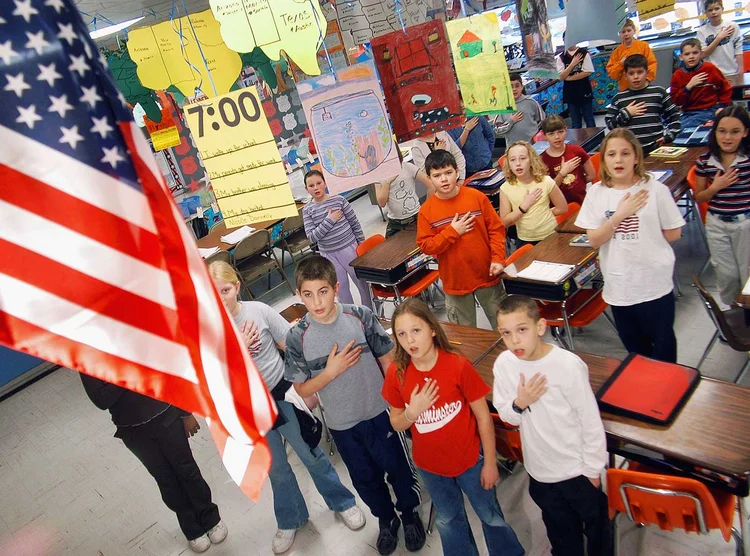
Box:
[403,515,426,552]
[377,516,401,555]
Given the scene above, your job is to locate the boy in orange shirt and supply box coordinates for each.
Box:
[416,150,506,330]
[606,19,657,91]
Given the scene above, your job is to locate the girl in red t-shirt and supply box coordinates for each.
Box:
[381,299,524,556]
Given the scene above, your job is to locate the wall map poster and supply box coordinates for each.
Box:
[183,88,297,227]
[446,12,516,116]
[371,20,463,142]
[297,62,401,194]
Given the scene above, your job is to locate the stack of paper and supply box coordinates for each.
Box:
[198,247,220,259]
[516,261,576,283]
[220,226,256,245]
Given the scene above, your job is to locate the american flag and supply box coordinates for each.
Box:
[0,0,276,499]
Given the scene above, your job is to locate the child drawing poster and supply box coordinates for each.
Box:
[515,0,558,79]
[297,62,401,194]
[372,20,463,142]
[446,12,516,117]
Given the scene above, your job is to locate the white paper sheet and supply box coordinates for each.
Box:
[516,261,576,283]
[220,226,256,245]
[198,247,220,259]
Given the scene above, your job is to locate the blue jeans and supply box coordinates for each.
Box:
[681,108,716,129]
[569,101,595,129]
[267,400,356,529]
[420,454,524,556]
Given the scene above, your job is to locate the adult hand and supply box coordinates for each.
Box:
[713,168,740,190]
[325,341,362,377]
[687,72,708,90]
[489,262,505,276]
[480,460,500,489]
[183,415,200,438]
[516,372,547,410]
[328,208,344,222]
[615,189,649,219]
[465,117,480,131]
[521,188,543,212]
[450,211,476,235]
[559,157,582,177]
[625,101,647,117]
[407,379,440,419]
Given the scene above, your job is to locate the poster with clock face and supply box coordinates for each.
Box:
[183,88,298,228]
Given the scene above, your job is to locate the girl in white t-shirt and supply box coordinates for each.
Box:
[576,128,685,363]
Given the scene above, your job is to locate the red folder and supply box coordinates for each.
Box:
[596,353,701,425]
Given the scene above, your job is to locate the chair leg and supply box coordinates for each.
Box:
[734,357,750,385]
[731,526,743,556]
[316,403,335,456]
[426,502,437,535]
[271,250,295,295]
[612,512,621,556]
[697,330,719,370]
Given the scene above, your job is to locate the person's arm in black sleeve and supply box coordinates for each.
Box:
[79,373,125,410]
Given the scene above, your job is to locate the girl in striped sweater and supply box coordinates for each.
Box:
[302,170,373,309]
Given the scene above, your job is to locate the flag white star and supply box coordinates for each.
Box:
[117,90,127,107]
[16,105,42,129]
[81,37,92,58]
[98,51,108,67]
[80,85,101,107]
[69,54,88,77]
[4,73,30,98]
[45,0,65,13]
[91,116,113,138]
[101,146,125,168]
[37,62,62,87]
[49,94,73,117]
[12,0,38,23]
[59,125,84,149]
[56,22,77,45]
[0,16,6,25]
[0,40,18,66]
[25,30,49,56]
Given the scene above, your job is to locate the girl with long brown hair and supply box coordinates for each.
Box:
[381,299,523,556]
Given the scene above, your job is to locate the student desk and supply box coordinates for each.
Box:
[196,202,306,253]
[279,304,504,368]
[728,72,750,101]
[349,229,432,286]
[556,210,585,234]
[501,233,600,345]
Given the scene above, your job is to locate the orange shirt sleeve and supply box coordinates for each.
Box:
[606,45,625,82]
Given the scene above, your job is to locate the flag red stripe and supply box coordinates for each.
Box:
[0,239,180,341]
[0,165,165,270]
[0,313,212,417]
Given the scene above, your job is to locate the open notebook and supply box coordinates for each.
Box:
[515,261,576,283]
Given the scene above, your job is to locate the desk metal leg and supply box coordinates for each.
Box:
[739,496,749,556]
[561,299,574,350]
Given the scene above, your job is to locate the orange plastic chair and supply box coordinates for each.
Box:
[607,464,740,549]
[504,243,533,268]
[589,152,601,178]
[498,154,506,169]
[555,201,581,225]
[356,234,440,314]
[537,290,618,352]
[532,130,546,143]
[744,50,750,72]
[686,166,708,224]
[491,413,524,465]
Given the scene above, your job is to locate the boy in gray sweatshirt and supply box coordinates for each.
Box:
[493,74,546,144]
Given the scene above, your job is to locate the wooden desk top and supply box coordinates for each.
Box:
[502,232,596,282]
[728,72,750,88]
[279,303,503,366]
[644,147,702,199]
[474,346,750,482]
[556,210,585,234]
[566,127,606,152]
[196,202,306,252]
[350,229,420,272]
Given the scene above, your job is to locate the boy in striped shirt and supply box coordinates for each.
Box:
[605,54,681,155]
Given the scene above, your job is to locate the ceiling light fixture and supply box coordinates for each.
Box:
[89,16,145,40]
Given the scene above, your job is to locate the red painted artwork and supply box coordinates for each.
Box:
[372,20,463,142]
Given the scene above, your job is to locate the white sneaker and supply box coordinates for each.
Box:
[339,505,366,530]
[272,529,297,554]
[208,520,228,544]
[189,534,211,553]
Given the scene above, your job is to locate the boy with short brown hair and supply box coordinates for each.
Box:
[492,295,611,556]
[698,0,744,77]
[416,150,507,330]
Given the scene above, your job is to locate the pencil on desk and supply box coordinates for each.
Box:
[449,340,462,345]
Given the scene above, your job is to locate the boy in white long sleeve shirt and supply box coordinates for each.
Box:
[492,295,612,556]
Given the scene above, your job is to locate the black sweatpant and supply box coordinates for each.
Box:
[120,416,221,540]
[330,411,421,522]
[610,292,677,363]
[529,475,613,556]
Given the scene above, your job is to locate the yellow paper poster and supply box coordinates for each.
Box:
[636,0,675,19]
[183,88,298,227]
[446,12,516,117]
[150,127,182,151]
[210,0,325,76]
[127,10,242,98]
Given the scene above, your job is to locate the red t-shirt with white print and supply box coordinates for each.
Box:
[382,349,490,477]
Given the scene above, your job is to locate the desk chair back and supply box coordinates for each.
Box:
[280,210,312,265]
[356,234,386,257]
[205,251,231,267]
[234,230,294,299]
[234,230,269,261]
[686,166,709,224]
[590,152,601,178]
[532,130,546,143]
[505,243,533,266]
[744,51,750,72]
[555,201,581,225]
[490,413,524,464]
[607,465,738,544]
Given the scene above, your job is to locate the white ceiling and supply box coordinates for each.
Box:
[75,0,211,34]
